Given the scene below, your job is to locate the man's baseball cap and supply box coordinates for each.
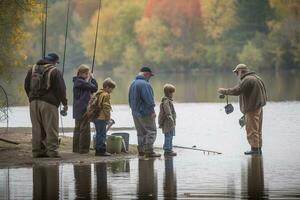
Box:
[232,63,249,73]
[45,53,60,63]
[140,67,154,76]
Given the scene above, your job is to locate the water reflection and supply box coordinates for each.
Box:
[2,154,300,199]
[33,164,59,200]
[164,157,177,199]
[243,156,267,199]
[94,162,112,200]
[137,159,158,200]
[74,164,91,200]
[110,160,130,174]
[2,70,300,105]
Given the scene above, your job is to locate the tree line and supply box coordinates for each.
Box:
[0,0,300,77]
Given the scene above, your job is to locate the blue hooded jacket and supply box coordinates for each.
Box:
[128,75,155,117]
[73,77,98,119]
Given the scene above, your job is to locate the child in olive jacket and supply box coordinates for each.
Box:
[94,78,116,156]
[158,84,177,156]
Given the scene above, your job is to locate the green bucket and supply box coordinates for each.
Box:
[106,135,123,154]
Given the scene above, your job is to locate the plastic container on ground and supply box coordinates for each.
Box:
[111,132,129,152]
[106,135,123,154]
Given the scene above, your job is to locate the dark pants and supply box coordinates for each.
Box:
[94,119,107,153]
[73,118,91,153]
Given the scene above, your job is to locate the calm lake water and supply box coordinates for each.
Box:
[1,71,300,199]
[1,102,300,199]
[0,70,300,105]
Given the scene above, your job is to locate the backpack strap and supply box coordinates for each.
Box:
[46,66,56,90]
[31,64,37,76]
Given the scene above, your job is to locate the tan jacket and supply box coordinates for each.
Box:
[97,89,112,121]
[225,72,267,114]
[158,97,176,133]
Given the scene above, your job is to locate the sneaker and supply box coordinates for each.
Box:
[145,152,161,158]
[95,152,111,156]
[164,151,177,157]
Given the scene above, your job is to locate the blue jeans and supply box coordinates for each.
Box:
[163,128,175,153]
[94,119,107,153]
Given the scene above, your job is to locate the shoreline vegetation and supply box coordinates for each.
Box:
[0,131,138,168]
[1,1,300,77]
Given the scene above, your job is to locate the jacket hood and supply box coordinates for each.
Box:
[136,75,149,82]
[161,96,173,102]
[241,71,256,80]
[36,59,53,65]
[98,89,107,95]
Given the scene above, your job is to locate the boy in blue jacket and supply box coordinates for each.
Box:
[73,64,98,153]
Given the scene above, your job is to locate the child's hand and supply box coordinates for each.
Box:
[89,72,94,79]
[86,73,91,81]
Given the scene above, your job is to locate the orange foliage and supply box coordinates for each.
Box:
[72,0,99,21]
[144,0,202,34]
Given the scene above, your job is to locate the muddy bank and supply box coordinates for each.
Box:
[0,126,135,134]
[0,132,138,168]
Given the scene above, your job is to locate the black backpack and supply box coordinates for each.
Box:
[30,64,56,98]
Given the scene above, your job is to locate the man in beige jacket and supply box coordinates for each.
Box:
[218,64,267,155]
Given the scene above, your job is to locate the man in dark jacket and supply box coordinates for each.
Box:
[129,67,161,157]
[25,53,68,158]
[218,64,267,155]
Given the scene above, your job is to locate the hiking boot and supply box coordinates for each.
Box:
[244,147,262,155]
[95,152,111,156]
[164,151,177,157]
[138,152,145,156]
[145,152,161,158]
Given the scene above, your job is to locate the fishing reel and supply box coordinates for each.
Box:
[60,110,67,117]
[219,94,234,114]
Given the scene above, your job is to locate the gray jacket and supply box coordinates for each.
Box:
[158,97,176,133]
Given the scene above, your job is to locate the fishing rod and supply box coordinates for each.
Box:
[91,0,102,73]
[59,0,71,137]
[173,145,222,155]
[62,0,71,75]
[41,8,44,58]
[42,0,48,58]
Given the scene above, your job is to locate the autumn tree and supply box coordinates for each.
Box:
[81,0,146,71]
[0,0,40,76]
